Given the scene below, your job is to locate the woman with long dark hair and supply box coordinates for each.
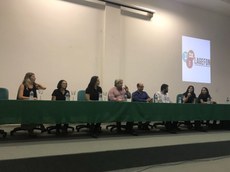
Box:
[195,87,214,131]
[51,80,71,134]
[183,85,196,104]
[85,76,102,138]
[182,85,196,129]
[197,87,212,104]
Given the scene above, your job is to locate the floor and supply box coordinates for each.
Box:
[109,156,230,172]
[1,124,230,171]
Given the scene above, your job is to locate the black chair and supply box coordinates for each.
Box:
[131,99,154,131]
[10,124,46,136]
[175,94,190,129]
[75,90,91,132]
[46,94,75,134]
[0,88,8,138]
[106,122,127,133]
[152,93,178,133]
[151,93,165,130]
[106,101,135,134]
[46,124,74,134]
[10,90,46,136]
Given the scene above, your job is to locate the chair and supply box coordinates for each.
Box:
[105,99,129,133]
[0,88,8,138]
[176,93,193,129]
[106,122,127,133]
[152,93,165,130]
[131,99,153,131]
[0,88,9,100]
[46,124,74,134]
[176,94,184,104]
[46,94,75,134]
[75,90,91,132]
[10,88,46,136]
[10,124,46,136]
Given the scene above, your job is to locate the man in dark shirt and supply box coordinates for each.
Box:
[132,83,152,130]
[132,83,152,103]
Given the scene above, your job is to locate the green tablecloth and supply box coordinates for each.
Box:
[0,100,230,124]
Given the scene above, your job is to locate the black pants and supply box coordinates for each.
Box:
[116,122,134,132]
[90,123,101,133]
[165,121,178,130]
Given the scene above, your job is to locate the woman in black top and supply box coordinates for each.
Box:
[182,85,196,129]
[51,80,70,133]
[183,85,196,104]
[85,76,102,101]
[16,72,46,136]
[195,87,214,131]
[52,80,70,100]
[17,72,46,100]
[197,87,212,104]
[85,76,102,138]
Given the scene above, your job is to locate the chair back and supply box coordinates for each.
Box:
[176,94,183,103]
[0,88,9,100]
[77,90,86,101]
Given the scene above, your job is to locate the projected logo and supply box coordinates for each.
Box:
[182,50,210,69]
[182,36,211,83]
[182,50,195,69]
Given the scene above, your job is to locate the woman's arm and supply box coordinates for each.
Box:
[200,99,205,104]
[35,83,46,90]
[17,84,30,100]
[51,96,56,100]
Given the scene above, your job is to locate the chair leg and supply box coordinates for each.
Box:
[0,129,7,138]
[10,124,45,136]
[62,124,74,133]
[10,127,29,136]
[76,124,90,132]
[46,126,58,134]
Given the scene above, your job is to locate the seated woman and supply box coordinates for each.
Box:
[182,85,196,129]
[197,87,214,104]
[85,76,102,138]
[197,87,218,129]
[16,72,46,136]
[51,80,72,134]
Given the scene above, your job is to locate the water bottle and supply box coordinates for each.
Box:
[65,92,70,101]
[99,93,103,101]
[154,94,158,103]
[124,94,127,102]
[226,97,230,104]
[178,96,182,104]
[29,91,34,100]
[207,97,211,104]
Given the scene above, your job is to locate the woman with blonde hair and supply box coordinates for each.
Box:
[12,72,46,136]
[17,72,46,100]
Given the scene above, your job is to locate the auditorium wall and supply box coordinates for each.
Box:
[0,0,229,103]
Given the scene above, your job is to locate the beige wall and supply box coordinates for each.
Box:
[0,0,230,103]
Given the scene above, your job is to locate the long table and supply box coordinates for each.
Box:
[0,100,230,124]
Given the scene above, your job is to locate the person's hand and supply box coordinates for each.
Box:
[147,98,152,102]
[117,98,123,102]
[124,85,129,92]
